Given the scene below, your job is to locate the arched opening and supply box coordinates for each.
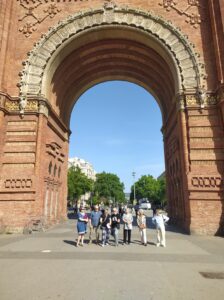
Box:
[69,80,165,195]
[42,24,189,231]
[48,26,177,127]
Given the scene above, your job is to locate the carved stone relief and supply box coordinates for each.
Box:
[4,99,40,112]
[176,92,218,110]
[159,0,204,28]
[18,0,62,37]
[5,100,20,111]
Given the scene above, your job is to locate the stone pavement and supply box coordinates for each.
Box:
[0,212,224,300]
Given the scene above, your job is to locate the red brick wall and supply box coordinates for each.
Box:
[0,1,223,235]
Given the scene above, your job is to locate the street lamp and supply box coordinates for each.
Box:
[132,171,136,204]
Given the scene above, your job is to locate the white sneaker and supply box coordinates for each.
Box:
[156,243,160,247]
[100,244,105,247]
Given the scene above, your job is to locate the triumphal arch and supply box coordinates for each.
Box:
[0,0,223,235]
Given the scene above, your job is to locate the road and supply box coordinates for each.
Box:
[0,210,224,300]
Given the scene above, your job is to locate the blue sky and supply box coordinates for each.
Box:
[69,81,165,192]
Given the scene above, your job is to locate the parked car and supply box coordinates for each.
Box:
[139,201,151,210]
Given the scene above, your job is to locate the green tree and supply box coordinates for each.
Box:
[130,174,166,206]
[67,166,94,202]
[157,177,167,207]
[93,172,125,205]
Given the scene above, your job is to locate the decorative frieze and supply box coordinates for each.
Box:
[5,100,20,111]
[191,176,223,188]
[177,92,219,110]
[5,99,39,112]
[4,178,33,189]
[24,100,39,111]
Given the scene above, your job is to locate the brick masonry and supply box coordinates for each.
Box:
[0,0,223,235]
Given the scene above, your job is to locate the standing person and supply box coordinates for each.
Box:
[89,205,102,244]
[99,208,111,247]
[152,209,169,247]
[137,209,147,246]
[76,207,88,247]
[122,208,133,245]
[134,204,139,217]
[111,207,121,247]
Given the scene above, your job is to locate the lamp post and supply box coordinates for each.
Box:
[132,171,136,204]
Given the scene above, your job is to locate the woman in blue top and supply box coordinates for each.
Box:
[76,207,88,247]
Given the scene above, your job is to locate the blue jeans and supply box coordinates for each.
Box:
[111,227,119,245]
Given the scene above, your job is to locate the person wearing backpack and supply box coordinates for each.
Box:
[152,209,169,247]
[111,207,121,247]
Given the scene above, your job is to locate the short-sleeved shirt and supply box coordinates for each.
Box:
[101,214,111,228]
[111,213,121,229]
[90,211,102,227]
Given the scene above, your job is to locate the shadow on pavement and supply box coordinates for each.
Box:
[63,240,76,247]
[146,215,188,235]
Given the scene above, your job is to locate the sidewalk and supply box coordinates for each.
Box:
[0,213,223,300]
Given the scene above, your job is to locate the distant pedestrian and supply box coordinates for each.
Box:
[99,208,111,247]
[111,207,121,246]
[122,208,133,245]
[89,205,102,244]
[76,207,88,247]
[137,209,147,246]
[152,209,169,247]
[134,204,139,217]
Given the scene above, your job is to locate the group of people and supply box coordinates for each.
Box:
[76,205,169,248]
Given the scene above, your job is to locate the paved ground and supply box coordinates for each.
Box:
[0,211,224,300]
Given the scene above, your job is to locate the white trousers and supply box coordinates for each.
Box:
[156,225,166,246]
[140,228,147,244]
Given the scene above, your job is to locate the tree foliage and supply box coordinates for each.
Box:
[94,172,125,204]
[67,166,94,201]
[130,174,166,206]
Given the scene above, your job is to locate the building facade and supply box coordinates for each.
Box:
[68,157,96,202]
[0,0,223,235]
[68,157,96,181]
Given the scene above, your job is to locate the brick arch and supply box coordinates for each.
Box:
[18,5,205,112]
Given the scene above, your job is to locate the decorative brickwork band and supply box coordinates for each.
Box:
[4,178,32,189]
[191,176,223,189]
